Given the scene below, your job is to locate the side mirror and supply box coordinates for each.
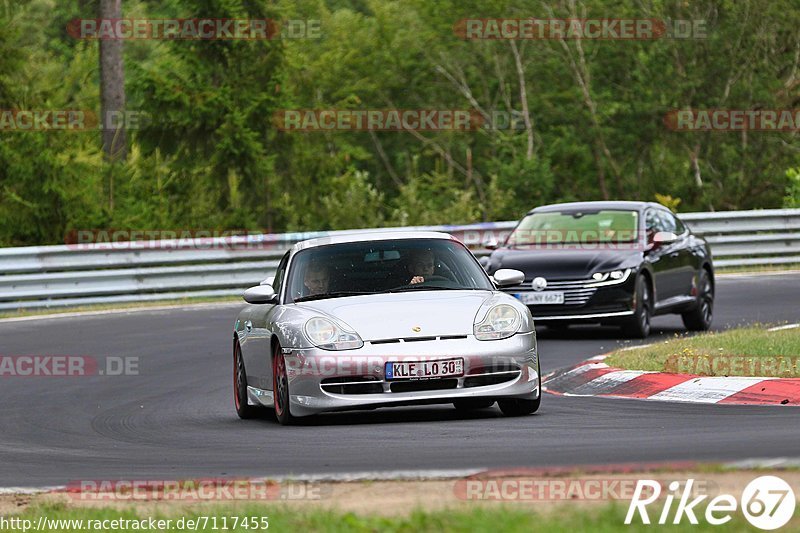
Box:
[261,276,275,286]
[243,285,277,304]
[482,237,499,250]
[653,231,678,246]
[492,268,525,287]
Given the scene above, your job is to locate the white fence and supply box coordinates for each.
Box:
[1,208,798,310]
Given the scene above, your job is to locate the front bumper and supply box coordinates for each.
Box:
[249,331,538,417]
[505,273,637,322]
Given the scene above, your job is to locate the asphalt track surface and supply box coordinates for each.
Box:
[0,273,798,487]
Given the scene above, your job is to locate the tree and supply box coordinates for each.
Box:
[99,0,127,162]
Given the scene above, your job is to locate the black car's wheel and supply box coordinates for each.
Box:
[273,344,295,425]
[234,340,260,419]
[453,398,495,411]
[621,275,651,338]
[682,269,714,331]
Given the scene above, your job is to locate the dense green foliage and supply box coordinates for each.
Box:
[1,0,799,245]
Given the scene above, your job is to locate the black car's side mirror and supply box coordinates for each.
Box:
[482,237,499,250]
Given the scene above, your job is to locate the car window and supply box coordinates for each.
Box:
[285,239,493,302]
[645,209,664,234]
[508,209,639,245]
[657,210,677,233]
[672,213,687,234]
[272,251,290,298]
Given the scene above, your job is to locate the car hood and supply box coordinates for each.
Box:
[488,248,641,281]
[297,290,494,340]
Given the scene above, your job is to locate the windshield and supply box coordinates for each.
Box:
[507,209,640,246]
[286,238,493,302]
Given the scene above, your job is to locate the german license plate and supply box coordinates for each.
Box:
[385,358,464,380]
[518,291,565,305]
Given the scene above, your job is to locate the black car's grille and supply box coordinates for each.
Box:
[510,279,599,306]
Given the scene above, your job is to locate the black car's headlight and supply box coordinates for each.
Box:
[586,268,632,286]
[304,317,363,350]
[474,304,521,340]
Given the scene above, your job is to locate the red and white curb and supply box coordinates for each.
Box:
[542,354,800,406]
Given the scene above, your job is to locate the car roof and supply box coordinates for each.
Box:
[527,200,666,215]
[291,231,454,253]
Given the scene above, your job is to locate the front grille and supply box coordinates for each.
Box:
[370,335,468,345]
[510,281,598,306]
[390,379,458,393]
[320,377,383,395]
[464,372,519,388]
[467,363,520,375]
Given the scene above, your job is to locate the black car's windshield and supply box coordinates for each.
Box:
[287,239,493,303]
[508,209,640,246]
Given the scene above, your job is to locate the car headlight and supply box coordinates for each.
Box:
[474,304,521,341]
[304,317,363,350]
[589,268,631,285]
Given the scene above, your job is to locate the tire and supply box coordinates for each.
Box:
[621,275,652,338]
[681,269,714,331]
[233,340,260,419]
[497,360,541,417]
[498,396,540,416]
[272,344,295,425]
[453,398,495,411]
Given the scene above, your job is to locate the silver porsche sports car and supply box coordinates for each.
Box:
[232,231,540,424]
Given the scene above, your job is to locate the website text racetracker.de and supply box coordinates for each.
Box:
[0,516,269,532]
[0,356,138,377]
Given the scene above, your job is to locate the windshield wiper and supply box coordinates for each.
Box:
[384,285,466,293]
[294,291,372,302]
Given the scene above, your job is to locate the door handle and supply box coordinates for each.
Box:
[670,252,679,258]
[245,320,253,332]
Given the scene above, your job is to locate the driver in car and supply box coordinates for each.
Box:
[407,249,436,285]
[303,262,330,296]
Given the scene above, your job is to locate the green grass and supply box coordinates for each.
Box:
[605,326,800,377]
[1,502,784,532]
[0,296,241,320]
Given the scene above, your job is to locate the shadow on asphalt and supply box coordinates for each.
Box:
[245,404,543,427]
[535,324,687,341]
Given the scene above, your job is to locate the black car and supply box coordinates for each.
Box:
[482,201,714,337]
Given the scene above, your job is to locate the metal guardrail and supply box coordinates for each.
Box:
[0,208,798,310]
